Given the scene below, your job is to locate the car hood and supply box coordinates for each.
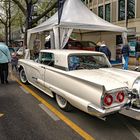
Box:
[69,68,140,91]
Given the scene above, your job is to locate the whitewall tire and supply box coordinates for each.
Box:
[19,69,28,84]
[55,94,73,111]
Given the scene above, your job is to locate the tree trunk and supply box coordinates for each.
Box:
[5,23,8,45]
[8,0,11,45]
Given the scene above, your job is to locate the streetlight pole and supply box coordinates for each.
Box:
[125,0,128,28]
[27,0,33,29]
[8,0,11,45]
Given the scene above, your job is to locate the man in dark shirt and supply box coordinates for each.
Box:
[135,41,140,66]
[99,43,111,61]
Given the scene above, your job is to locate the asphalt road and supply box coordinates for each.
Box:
[0,71,140,140]
[0,76,83,140]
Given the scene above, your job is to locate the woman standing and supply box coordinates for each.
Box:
[0,38,11,84]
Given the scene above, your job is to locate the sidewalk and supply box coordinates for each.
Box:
[112,63,137,71]
[128,65,138,71]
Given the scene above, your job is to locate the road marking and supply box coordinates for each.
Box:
[0,113,4,117]
[39,103,60,121]
[119,116,140,140]
[19,86,29,94]
[125,123,140,140]
[15,78,95,140]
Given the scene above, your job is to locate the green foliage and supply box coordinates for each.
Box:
[0,0,57,45]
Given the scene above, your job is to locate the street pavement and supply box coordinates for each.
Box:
[0,72,83,140]
[0,66,140,140]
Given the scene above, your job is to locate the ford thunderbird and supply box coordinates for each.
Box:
[18,50,140,119]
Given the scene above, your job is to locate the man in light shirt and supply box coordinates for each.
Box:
[0,38,11,84]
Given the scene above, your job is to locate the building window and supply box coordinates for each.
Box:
[127,0,135,19]
[98,5,103,19]
[118,0,125,21]
[118,0,135,21]
[105,3,110,22]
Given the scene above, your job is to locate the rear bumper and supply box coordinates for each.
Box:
[87,104,124,118]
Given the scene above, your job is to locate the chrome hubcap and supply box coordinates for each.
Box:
[56,95,67,108]
[20,69,27,83]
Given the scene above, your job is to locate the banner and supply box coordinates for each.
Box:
[58,0,66,24]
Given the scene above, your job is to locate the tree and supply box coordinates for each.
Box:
[0,1,10,45]
[0,0,24,45]
[11,0,57,46]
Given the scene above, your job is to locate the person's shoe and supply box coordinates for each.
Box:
[5,80,9,84]
[1,80,4,84]
[134,66,139,71]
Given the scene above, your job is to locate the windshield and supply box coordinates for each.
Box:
[68,54,111,70]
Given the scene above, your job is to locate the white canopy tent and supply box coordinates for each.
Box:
[27,0,127,50]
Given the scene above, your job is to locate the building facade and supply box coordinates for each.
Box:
[82,0,140,63]
[83,0,140,41]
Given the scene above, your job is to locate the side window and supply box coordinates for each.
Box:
[68,55,80,70]
[39,52,54,66]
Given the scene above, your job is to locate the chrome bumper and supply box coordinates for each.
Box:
[87,104,123,118]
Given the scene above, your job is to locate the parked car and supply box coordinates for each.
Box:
[8,47,16,55]
[64,40,99,51]
[14,47,20,52]
[16,47,24,56]
[18,50,140,119]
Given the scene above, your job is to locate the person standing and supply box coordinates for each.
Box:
[11,52,18,71]
[33,34,41,59]
[121,43,130,70]
[44,39,51,49]
[135,40,140,66]
[0,39,11,84]
[99,41,111,61]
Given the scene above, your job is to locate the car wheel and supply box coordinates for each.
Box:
[19,69,28,84]
[55,94,73,111]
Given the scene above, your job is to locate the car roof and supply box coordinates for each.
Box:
[40,50,105,68]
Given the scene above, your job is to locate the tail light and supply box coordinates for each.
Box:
[116,91,125,102]
[104,94,113,106]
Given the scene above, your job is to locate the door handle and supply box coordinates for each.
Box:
[32,77,37,80]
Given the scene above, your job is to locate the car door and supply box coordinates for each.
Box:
[25,52,51,90]
[39,52,55,96]
[24,61,45,91]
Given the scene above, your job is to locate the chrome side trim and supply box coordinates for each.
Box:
[129,107,140,113]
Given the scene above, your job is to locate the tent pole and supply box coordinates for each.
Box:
[58,27,61,49]
[58,0,66,49]
[79,29,82,41]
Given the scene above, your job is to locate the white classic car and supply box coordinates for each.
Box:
[18,50,140,119]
